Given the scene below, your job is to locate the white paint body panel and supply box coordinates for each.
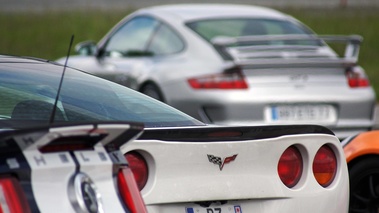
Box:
[121,132,349,213]
[14,124,140,213]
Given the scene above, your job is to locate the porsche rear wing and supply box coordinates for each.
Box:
[211,34,362,69]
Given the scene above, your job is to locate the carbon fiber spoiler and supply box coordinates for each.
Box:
[140,124,334,142]
[212,34,362,68]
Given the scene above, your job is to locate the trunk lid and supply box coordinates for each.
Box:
[121,125,339,204]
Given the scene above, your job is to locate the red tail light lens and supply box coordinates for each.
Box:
[117,168,147,213]
[124,152,148,190]
[313,145,337,187]
[346,67,370,88]
[0,176,31,213]
[278,146,303,188]
[188,67,248,89]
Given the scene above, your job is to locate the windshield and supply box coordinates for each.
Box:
[0,61,204,129]
[186,18,320,46]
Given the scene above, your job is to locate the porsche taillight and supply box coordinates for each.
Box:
[117,168,147,213]
[187,66,248,89]
[124,152,148,191]
[0,176,31,213]
[313,145,337,187]
[346,66,370,88]
[277,146,303,188]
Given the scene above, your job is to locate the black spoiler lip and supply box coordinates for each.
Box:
[140,124,335,142]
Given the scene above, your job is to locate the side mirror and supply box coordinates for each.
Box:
[75,41,97,56]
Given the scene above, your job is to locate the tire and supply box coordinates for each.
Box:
[140,83,165,102]
[349,156,379,213]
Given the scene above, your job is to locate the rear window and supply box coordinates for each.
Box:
[0,63,204,128]
[186,18,319,46]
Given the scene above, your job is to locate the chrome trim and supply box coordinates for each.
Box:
[68,172,104,213]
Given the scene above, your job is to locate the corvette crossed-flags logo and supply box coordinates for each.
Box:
[207,154,238,171]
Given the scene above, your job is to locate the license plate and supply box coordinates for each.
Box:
[186,205,242,213]
[265,104,337,123]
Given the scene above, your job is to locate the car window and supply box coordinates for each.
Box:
[0,63,204,128]
[147,23,184,55]
[104,16,160,57]
[186,18,320,46]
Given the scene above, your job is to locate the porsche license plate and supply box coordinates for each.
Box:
[266,104,337,123]
[186,205,242,213]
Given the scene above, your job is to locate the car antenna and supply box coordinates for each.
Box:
[49,34,74,124]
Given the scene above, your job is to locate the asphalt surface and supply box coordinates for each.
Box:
[1,0,379,12]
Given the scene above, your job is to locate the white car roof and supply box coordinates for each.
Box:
[137,4,291,22]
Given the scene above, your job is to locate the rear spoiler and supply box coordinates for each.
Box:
[7,122,144,153]
[211,34,362,68]
[140,124,334,142]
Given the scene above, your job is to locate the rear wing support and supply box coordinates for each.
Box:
[319,35,362,61]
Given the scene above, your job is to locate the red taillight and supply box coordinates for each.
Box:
[313,145,337,187]
[346,67,370,88]
[117,168,147,213]
[0,176,31,213]
[188,67,248,89]
[124,152,148,190]
[278,146,303,188]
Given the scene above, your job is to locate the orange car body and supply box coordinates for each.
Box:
[343,130,379,163]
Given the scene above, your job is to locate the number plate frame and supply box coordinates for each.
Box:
[265,104,337,124]
[185,205,242,213]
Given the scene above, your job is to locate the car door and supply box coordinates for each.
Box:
[94,16,160,90]
[98,15,186,91]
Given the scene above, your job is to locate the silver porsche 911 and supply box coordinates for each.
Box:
[58,4,376,139]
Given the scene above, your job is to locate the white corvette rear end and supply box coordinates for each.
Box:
[121,125,349,213]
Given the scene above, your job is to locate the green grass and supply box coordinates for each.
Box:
[0,10,129,60]
[1,7,378,99]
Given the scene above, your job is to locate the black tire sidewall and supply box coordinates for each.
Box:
[141,84,165,102]
[348,156,379,212]
[349,156,379,189]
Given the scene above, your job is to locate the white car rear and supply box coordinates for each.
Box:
[121,125,349,213]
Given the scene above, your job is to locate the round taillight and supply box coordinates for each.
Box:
[313,145,337,187]
[124,151,148,190]
[278,146,303,188]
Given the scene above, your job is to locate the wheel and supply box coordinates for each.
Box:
[140,83,165,102]
[349,156,379,213]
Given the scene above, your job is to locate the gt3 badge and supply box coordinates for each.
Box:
[207,154,238,171]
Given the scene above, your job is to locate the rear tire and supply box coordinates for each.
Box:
[140,83,165,102]
[349,156,379,213]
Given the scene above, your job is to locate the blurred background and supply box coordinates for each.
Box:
[1,0,378,11]
[1,0,378,101]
